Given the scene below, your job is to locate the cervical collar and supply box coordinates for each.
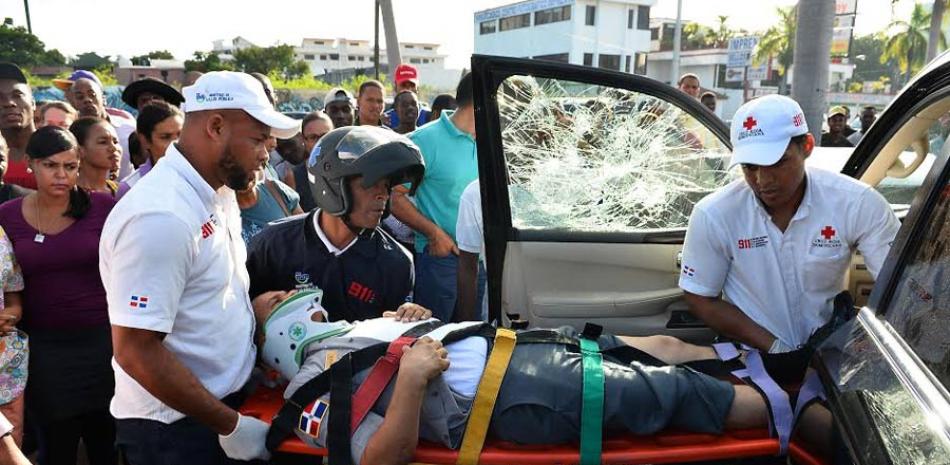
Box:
[262,289,352,380]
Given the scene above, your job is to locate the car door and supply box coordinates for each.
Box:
[815,137,950,465]
[471,55,732,342]
[810,53,950,465]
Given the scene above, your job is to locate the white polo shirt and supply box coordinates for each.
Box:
[679,166,900,348]
[100,144,256,423]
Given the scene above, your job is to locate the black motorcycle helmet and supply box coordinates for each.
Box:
[307,126,425,219]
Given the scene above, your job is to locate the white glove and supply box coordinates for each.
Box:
[219,414,272,461]
[769,338,796,353]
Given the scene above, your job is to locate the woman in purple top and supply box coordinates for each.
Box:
[0,126,117,465]
[117,101,182,199]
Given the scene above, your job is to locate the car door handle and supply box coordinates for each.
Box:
[676,251,683,269]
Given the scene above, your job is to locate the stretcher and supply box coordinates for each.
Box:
[240,385,830,465]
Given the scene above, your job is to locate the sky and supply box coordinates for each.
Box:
[0,0,923,70]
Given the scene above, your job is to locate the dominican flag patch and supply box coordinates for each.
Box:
[681,266,696,277]
[298,400,328,438]
[129,295,149,309]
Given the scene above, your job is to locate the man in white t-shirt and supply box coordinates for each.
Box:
[679,95,899,353]
[100,72,301,464]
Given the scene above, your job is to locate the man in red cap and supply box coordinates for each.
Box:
[385,64,429,130]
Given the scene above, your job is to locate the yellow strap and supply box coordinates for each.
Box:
[455,328,517,465]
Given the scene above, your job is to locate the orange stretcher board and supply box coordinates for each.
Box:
[240,385,829,465]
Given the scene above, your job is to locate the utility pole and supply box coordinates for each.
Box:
[22,0,32,34]
[670,0,683,85]
[379,0,402,83]
[374,0,380,80]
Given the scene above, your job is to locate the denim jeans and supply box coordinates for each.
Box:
[414,250,487,322]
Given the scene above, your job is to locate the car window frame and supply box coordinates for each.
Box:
[472,54,732,242]
[472,55,732,325]
[843,63,950,180]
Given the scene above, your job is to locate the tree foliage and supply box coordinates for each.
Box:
[0,24,67,66]
[130,50,175,66]
[72,52,112,69]
[184,51,235,72]
[882,3,943,85]
[850,33,898,85]
[233,45,311,80]
[754,6,796,76]
[751,5,796,94]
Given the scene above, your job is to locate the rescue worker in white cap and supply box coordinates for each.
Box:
[679,95,899,355]
[100,71,301,463]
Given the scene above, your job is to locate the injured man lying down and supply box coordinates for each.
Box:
[251,290,832,465]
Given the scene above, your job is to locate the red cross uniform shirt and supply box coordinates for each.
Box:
[678,166,900,348]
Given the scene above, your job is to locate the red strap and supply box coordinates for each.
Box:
[350,336,416,433]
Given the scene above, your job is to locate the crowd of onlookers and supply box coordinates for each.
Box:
[0,59,478,464]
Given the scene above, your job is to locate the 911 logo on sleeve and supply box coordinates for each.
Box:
[737,236,768,250]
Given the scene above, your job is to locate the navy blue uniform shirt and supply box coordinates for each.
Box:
[246,210,414,322]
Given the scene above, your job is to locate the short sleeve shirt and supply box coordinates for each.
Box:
[456,180,483,258]
[408,110,478,253]
[240,180,301,244]
[100,144,256,423]
[679,167,900,347]
[245,210,414,322]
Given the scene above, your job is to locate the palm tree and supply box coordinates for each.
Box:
[713,15,733,48]
[753,6,796,94]
[882,3,942,86]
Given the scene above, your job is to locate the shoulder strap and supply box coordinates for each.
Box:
[264,180,292,217]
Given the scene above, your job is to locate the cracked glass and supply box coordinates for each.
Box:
[497,75,733,233]
[831,324,950,465]
[883,182,950,389]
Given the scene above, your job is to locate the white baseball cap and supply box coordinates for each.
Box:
[729,94,808,168]
[182,71,301,139]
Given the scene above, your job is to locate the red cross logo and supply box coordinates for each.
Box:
[743,116,757,131]
[820,226,836,240]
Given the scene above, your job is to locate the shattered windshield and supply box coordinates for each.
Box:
[497,75,734,233]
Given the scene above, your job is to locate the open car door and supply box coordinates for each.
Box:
[810,53,950,465]
[472,55,733,342]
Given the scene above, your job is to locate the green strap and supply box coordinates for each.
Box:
[578,337,604,465]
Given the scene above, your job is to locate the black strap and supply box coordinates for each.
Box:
[328,355,354,465]
[400,320,445,338]
[601,345,667,367]
[581,323,603,339]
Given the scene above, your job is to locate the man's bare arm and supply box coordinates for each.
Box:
[360,338,449,465]
[391,186,458,257]
[112,326,238,435]
[455,251,480,322]
[682,292,777,352]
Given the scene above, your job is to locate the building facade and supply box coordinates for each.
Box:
[474,0,655,74]
[292,38,461,90]
[293,38,447,74]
